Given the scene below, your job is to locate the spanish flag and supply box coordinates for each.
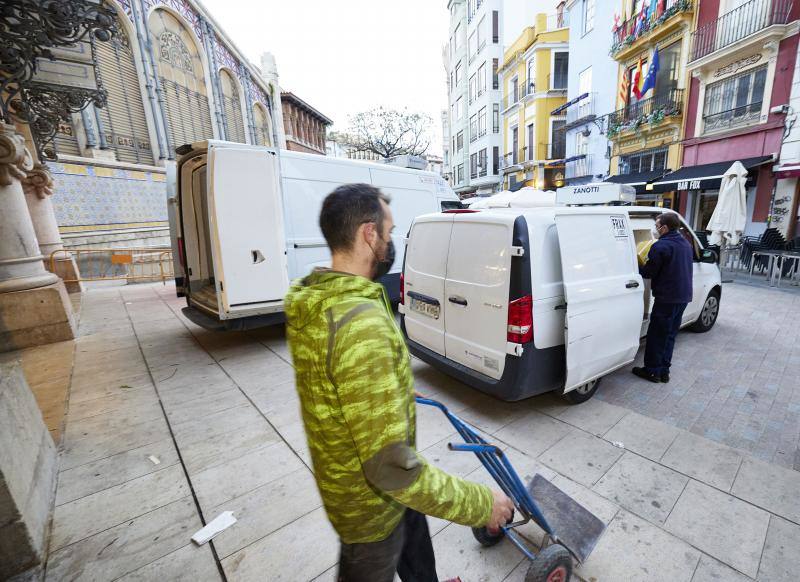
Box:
[632,56,645,100]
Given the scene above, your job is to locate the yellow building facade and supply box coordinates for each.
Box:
[607,0,694,206]
[499,13,570,191]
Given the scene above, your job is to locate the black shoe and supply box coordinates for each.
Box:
[660,372,670,383]
[632,367,661,383]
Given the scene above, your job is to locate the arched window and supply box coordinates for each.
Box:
[93,14,154,164]
[219,69,246,143]
[253,102,272,146]
[148,9,214,153]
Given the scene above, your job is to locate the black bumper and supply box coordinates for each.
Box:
[402,317,565,402]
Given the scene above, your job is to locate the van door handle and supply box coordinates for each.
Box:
[626,280,640,289]
[554,303,567,310]
[252,250,265,264]
[448,296,468,306]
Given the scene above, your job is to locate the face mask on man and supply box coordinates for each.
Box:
[371,236,395,281]
[370,229,394,281]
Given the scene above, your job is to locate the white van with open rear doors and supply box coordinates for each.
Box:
[168,140,461,330]
[400,183,722,403]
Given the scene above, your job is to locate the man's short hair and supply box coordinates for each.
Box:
[656,212,680,232]
[319,183,391,253]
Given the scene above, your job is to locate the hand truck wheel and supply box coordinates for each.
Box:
[525,544,572,582]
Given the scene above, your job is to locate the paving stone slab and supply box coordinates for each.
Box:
[576,510,701,582]
[162,387,249,425]
[422,435,484,478]
[56,438,179,506]
[221,507,338,581]
[539,431,624,487]
[757,515,800,582]
[660,431,743,491]
[731,456,800,523]
[602,411,681,460]
[181,419,280,475]
[170,403,266,447]
[45,496,200,581]
[555,399,629,437]
[592,452,688,524]
[416,402,458,451]
[494,411,575,457]
[454,394,528,435]
[192,441,304,510]
[209,467,321,559]
[68,372,154,404]
[115,542,221,581]
[60,416,171,471]
[50,464,189,551]
[62,400,165,443]
[65,389,159,423]
[690,555,751,582]
[431,518,526,582]
[664,480,770,578]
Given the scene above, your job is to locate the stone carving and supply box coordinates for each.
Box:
[0,124,34,186]
[159,30,194,73]
[22,164,55,199]
[714,54,763,78]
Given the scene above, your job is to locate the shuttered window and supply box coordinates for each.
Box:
[93,19,154,165]
[53,120,81,158]
[219,70,246,143]
[149,9,214,154]
[253,102,272,146]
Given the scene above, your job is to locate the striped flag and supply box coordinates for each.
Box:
[632,56,645,100]
[620,69,630,105]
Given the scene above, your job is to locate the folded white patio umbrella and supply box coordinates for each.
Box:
[707,161,747,247]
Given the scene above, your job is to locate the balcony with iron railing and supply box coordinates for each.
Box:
[690,0,793,63]
[565,154,594,180]
[607,88,684,139]
[563,93,597,130]
[611,0,692,58]
[702,101,763,133]
[539,141,566,162]
[500,148,526,171]
[502,80,535,110]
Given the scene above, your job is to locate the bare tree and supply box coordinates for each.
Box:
[340,107,432,158]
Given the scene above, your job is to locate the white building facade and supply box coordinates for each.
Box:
[446,0,505,196]
[561,0,616,185]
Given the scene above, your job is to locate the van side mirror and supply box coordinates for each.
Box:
[700,249,718,264]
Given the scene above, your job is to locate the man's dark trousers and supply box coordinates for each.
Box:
[337,509,437,582]
[644,301,688,376]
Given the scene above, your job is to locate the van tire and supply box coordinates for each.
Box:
[562,377,601,405]
[690,289,720,333]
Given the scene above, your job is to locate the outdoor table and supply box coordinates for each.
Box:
[776,251,800,287]
[749,250,784,286]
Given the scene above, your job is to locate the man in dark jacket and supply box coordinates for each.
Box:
[633,212,694,383]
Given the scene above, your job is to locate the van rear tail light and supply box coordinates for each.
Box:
[507,295,533,344]
[177,237,186,268]
[400,272,405,305]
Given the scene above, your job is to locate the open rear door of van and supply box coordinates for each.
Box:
[207,146,289,319]
[555,209,643,393]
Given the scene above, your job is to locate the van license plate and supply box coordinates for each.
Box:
[410,298,440,320]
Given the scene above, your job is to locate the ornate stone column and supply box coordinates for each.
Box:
[0,124,75,351]
[21,161,84,293]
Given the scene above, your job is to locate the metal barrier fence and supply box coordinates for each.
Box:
[50,247,174,284]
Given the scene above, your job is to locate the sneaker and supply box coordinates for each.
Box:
[632,367,661,383]
[660,372,670,383]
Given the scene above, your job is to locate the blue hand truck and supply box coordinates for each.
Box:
[416,396,606,582]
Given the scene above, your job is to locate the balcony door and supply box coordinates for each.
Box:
[512,126,519,163]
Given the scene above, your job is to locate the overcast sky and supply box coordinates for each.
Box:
[200,0,452,155]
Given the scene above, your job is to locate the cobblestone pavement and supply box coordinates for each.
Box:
[597,281,800,471]
[28,281,800,581]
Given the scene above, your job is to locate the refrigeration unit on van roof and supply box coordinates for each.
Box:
[555,183,636,206]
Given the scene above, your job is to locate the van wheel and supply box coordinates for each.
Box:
[690,290,720,333]
[562,377,601,405]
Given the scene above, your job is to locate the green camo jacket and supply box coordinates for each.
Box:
[285,269,493,544]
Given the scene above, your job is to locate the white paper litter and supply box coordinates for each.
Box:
[148,455,161,465]
[611,441,625,449]
[191,511,236,545]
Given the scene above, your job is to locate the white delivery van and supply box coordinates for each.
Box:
[168,140,461,330]
[400,183,722,403]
